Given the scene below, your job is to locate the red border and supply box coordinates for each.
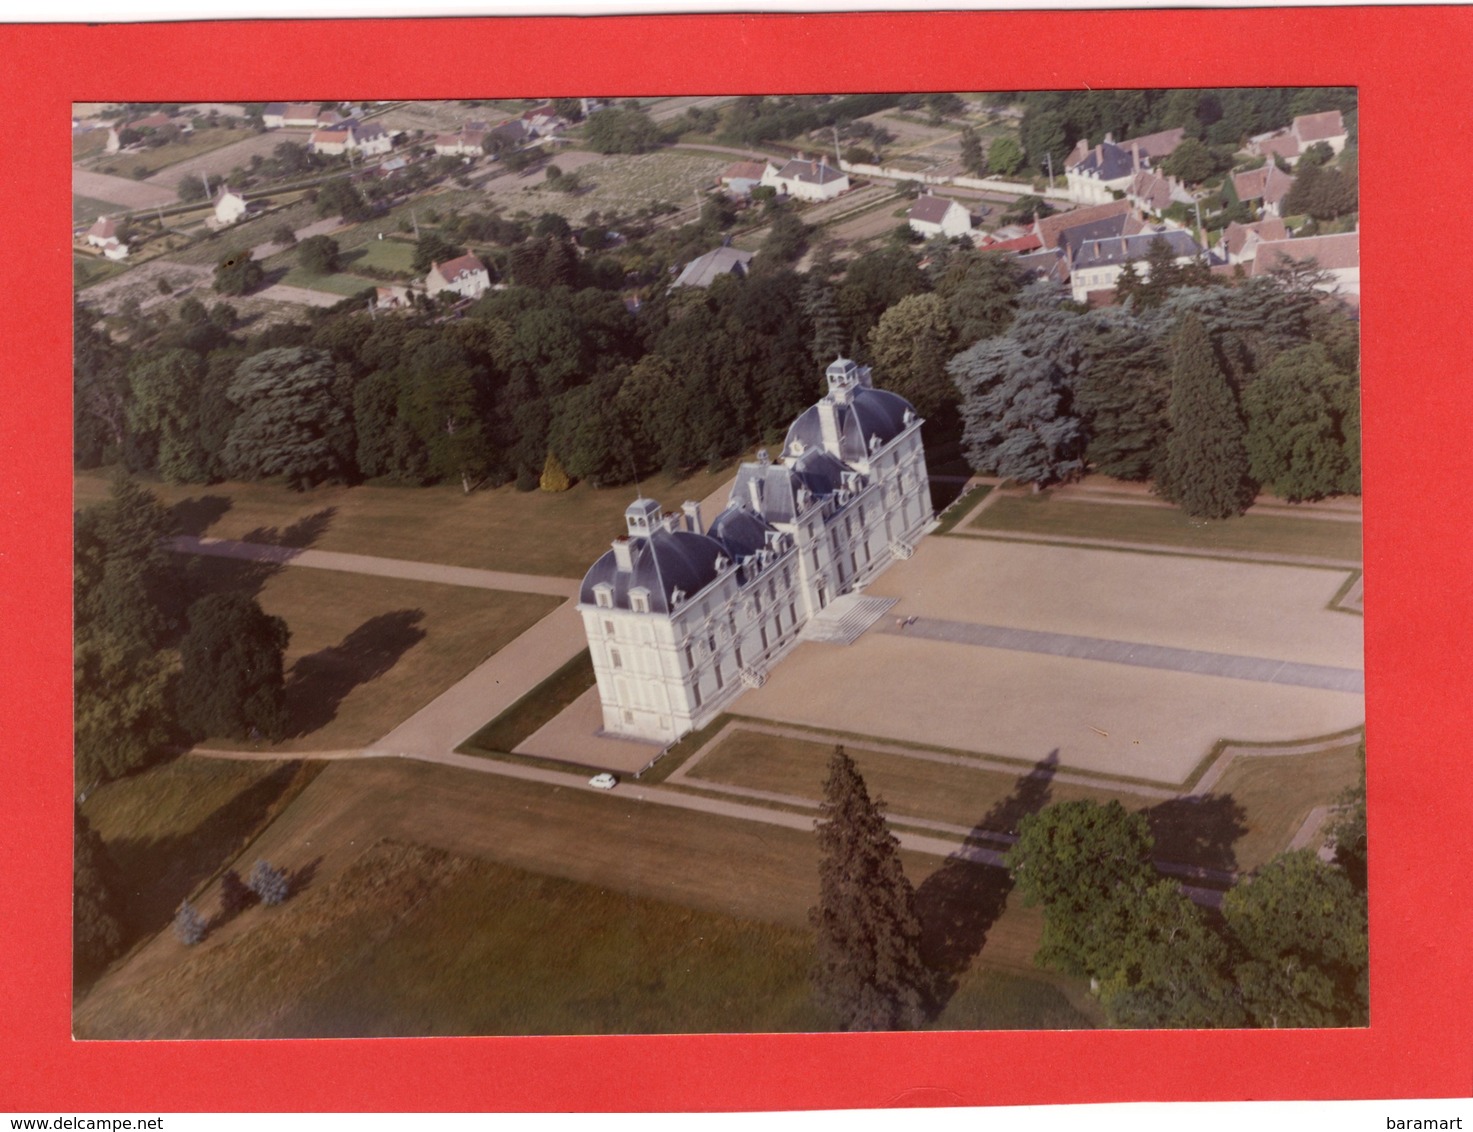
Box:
[6,8,1471,1112]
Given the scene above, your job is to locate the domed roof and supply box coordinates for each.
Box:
[782,385,917,464]
[707,505,777,559]
[579,527,727,614]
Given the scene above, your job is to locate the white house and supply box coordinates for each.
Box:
[1252,231,1359,297]
[1068,229,1204,303]
[309,120,393,158]
[85,216,121,249]
[425,253,491,300]
[214,186,250,226]
[578,358,932,745]
[433,125,488,157]
[760,156,849,202]
[908,193,972,239]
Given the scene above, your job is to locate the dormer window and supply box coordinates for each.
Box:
[593,583,613,609]
[671,587,686,609]
[629,586,650,614]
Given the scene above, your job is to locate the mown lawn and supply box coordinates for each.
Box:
[81,756,321,953]
[77,465,744,578]
[76,835,1096,1038]
[971,493,1363,562]
[274,263,377,296]
[343,238,416,275]
[181,558,560,752]
[686,727,1360,875]
[72,194,121,223]
[73,252,130,289]
[460,648,594,755]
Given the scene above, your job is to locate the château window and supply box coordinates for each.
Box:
[610,648,623,669]
[603,620,615,637]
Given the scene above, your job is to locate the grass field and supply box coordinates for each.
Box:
[685,727,1360,874]
[73,252,131,289]
[182,558,561,751]
[460,648,595,755]
[971,494,1363,561]
[162,197,320,266]
[74,838,1095,1038]
[73,130,110,160]
[77,465,743,578]
[342,238,416,275]
[80,757,321,957]
[273,264,377,297]
[91,127,256,180]
[72,194,121,224]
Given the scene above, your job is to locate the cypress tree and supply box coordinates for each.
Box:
[1158,313,1254,518]
[810,747,933,1030]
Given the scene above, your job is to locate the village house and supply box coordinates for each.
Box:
[84,216,129,259]
[720,160,769,199]
[1232,162,1297,219]
[375,284,421,311]
[310,120,393,157]
[577,358,932,745]
[672,246,755,289]
[433,124,488,157]
[1127,168,1194,218]
[1068,229,1204,304]
[425,253,491,300]
[213,185,250,227]
[1251,230,1359,297]
[1248,109,1349,165]
[1063,127,1184,205]
[760,156,849,202]
[907,193,972,239]
[1222,217,1289,266]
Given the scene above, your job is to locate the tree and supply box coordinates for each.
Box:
[758,209,810,266]
[74,631,175,786]
[173,898,206,945]
[297,234,341,275]
[1243,342,1355,501]
[125,348,209,483]
[271,223,297,247]
[411,232,463,274]
[1223,849,1368,1027]
[868,293,956,419]
[247,859,291,906]
[213,249,263,296]
[1006,800,1156,976]
[1161,137,1221,184]
[1325,746,1367,892]
[74,807,126,981]
[223,347,351,489]
[74,473,182,654]
[801,275,846,369]
[175,591,290,741]
[948,288,1086,486]
[1074,309,1170,481]
[539,450,572,492]
[958,127,985,176]
[1157,313,1254,518]
[583,105,664,154]
[810,747,934,1030]
[177,172,208,202]
[932,248,1023,346]
[986,135,1025,177]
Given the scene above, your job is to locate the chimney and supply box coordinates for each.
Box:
[818,399,842,456]
[612,537,633,572]
[747,476,764,513]
[681,500,703,535]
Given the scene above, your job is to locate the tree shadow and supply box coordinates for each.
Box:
[287,855,323,898]
[913,750,1059,1017]
[1142,793,1249,875]
[285,609,426,736]
[242,506,338,550]
[171,494,232,536]
[181,553,282,607]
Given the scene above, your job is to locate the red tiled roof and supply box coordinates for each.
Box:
[128,113,172,130]
[1123,126,1186,160]
[1257,133,1301,162]
[282,103,321,121]
[722,161,767,182]
[1035,199,1131,250]
[1223,217,1287,258]
[979,232,1042,254]
[431,254,488,282]
[88,216,117,238]
[1293,110,1346,143]
[311,128,349,144]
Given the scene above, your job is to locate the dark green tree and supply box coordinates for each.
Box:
[412,232,464,274]
[810,747,934,1030]
[213,250,263,296]
[986,135,1025,177]
[74,473,181,654]
[802,274,846,369]
[868,292,956,419]
[932,248,1023,346]
[176,591,290,741]
[1161,137,1221,184]
[959,127,985,175]
[176,172,208,202]
[1243,342,1355,501]
[1223,849,1369,1027]
[1006,800,1157,976]
[74,807,126,982]
[223,347,351,489]
[125,348,209,483]
[297,234,341,275]
[1074,309,1171,480]
[1326,746,1367,892]
[1157,313,1254,518]
[757,209,810,266]
[583,105,664,153]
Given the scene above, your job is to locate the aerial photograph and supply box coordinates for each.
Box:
[71,88,1365,1037]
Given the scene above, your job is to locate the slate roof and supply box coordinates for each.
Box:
[579,527,729,614]
[1072,229,1202,270]
[673,246,753,288]
[908,195,964,225]
[783,386,916,466]
[1072,139,1139,183]
[775,158,845,185]
[1056,212,1144,264]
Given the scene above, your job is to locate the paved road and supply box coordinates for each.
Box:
[170,535,579,597]
[881,616,1364,694]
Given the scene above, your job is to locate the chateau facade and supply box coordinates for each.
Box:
[577,359,932,745]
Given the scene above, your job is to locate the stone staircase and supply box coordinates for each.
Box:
[799,593,898,646]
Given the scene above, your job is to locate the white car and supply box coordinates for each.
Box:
[588,773,618,790]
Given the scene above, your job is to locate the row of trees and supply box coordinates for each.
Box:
[810,745,1368,1030]
[1008,785,1368,1028]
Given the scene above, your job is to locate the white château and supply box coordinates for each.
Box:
[577,358,932,744]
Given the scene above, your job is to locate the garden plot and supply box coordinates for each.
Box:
[144,129,304,188]
[72,167,178,210]
[479,150,728,222]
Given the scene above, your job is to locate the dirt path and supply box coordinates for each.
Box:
[251,282,346,308]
